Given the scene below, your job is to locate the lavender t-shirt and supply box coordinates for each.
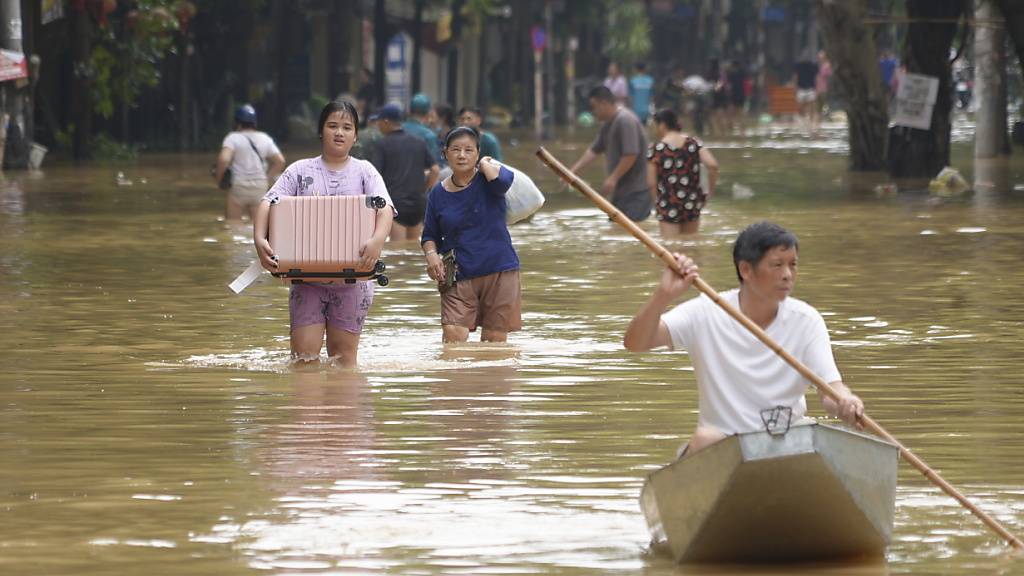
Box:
[265,156,395,213]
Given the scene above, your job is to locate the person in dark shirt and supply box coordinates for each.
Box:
[370,103,440,242]
[793,53,819,126]
[726,61,747,132]
[569,86,651,221]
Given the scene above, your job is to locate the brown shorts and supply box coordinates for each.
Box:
[229,180,269,209]
[441,269,522,332]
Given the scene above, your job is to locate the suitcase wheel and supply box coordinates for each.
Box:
[374,260,386,274]
[369,196,387,209]
[377,275,389,287]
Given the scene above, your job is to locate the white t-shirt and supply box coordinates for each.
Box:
[661,288,841,435]
[222,130,282,184]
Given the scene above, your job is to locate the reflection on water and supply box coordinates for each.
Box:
[2,128,1024,575]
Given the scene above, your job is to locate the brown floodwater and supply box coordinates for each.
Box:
[2,120,1024,575]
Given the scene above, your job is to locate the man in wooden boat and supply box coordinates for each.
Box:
[623,221,864,456]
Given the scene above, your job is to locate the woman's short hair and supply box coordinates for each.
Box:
[652,108,682,131]
[732,222,799,283]
[317,100,360,137]
[443,125,480,149]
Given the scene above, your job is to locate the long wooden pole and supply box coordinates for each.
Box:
[536,146,1024,550]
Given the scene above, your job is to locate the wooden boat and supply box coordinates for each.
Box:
[640,422,899,564]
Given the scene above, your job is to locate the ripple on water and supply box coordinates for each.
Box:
[199,486,647,573]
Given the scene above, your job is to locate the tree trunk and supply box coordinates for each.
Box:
[447,0,466,107]
[373,0,387,107]
[476,17,488,110]
[71,7,94,160]
[887,0,966,179]
[412,0,424,94]
[328,0,350,100]
[817,0,889,171]
[1,0,28,168]
[177,31,191,150]
[994,0,1024,114]
[974,0,1008,158]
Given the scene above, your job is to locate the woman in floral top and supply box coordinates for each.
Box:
[646,108,719,235]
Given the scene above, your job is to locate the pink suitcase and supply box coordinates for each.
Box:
[268,195,389,286]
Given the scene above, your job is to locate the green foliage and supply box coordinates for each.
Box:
[88,0,182,119]
[309,94,330,116]
[463,0,498,23]
[603,1,651,68]
[91,133,139,160]
[55,126,75,149]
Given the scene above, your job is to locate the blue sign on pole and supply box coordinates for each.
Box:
[385,33,408,105]
[531,26,546,53]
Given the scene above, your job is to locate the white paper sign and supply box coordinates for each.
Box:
[891,73,939,130]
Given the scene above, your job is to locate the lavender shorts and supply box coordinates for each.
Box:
[288,282,374,334]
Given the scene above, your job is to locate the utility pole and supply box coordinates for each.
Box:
[0,0,28,168]
[973,1,1008,159]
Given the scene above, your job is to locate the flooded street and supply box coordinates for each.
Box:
[3,123,1024,575]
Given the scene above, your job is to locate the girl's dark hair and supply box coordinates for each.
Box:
[443,125,480,149]
[318,100,360,137]
[732,221,799,283]
[653,109,682,131]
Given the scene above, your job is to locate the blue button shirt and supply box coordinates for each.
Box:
[421,166,519,281]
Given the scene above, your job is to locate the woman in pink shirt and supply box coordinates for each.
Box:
[814,51,832,127]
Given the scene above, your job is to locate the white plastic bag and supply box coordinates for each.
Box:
[928,166,971,197]
[502,162,545,224]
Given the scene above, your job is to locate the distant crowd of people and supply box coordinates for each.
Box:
[600,52,838,133]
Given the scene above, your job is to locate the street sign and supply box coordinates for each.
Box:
[531,26,546,53]
[891,73,939,130]
[385,33,409,106]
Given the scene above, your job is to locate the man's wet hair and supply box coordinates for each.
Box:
[732,221,799,283]
[588,85,615,103]
[318,100,360,137]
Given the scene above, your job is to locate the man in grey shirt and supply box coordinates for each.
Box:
[570,86,651,221]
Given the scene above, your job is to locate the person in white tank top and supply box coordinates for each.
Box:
[623,221,865,457]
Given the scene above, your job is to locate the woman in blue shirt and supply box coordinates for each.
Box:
[421,126,521,343]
